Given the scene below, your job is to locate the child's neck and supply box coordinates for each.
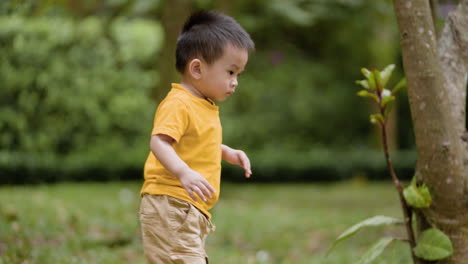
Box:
[180,79,211,103]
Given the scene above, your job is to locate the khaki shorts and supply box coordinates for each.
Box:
[139,194,215,264]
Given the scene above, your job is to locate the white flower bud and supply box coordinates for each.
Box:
[382,89,391,98]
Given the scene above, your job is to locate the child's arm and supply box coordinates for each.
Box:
[150,134,216,202]
[221,144,252,178]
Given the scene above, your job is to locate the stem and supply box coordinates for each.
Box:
[380,113,418,263]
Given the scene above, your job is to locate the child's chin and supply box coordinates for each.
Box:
[216,96,229,102]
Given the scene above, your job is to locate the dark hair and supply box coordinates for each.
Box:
[175,10,255,73]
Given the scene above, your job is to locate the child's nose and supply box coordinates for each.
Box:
[231,78,238,88]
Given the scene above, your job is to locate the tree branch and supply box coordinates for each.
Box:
[452,0,468,69]
[438,0,468,196]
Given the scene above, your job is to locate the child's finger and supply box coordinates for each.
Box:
[197,182,213,200]
[240,153,251,171]
[202,179,216,195]
[239,153,252,178]
[192,186,207,202]
[186,187,198,202]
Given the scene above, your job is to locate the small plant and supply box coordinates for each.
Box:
[327,65,453,263]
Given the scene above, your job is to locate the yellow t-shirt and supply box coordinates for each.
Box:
[141,83,222,218]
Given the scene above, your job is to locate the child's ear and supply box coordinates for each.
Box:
[188,59,202,80]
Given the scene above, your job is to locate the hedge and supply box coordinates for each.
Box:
[0,15,416,184]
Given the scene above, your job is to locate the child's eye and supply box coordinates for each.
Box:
[228,71,234,75]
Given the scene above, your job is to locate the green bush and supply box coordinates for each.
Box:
[222,148,416,182]
[221,51,370,151]
[0,16,162,182]
[0,13,415,184]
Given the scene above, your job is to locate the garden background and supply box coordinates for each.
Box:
[0,0,459,263]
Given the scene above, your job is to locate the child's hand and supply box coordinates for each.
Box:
[222,146,252,178]
[150,134,216,202]
[178,169,216,202]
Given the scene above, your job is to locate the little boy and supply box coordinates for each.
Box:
[139,10,255,264]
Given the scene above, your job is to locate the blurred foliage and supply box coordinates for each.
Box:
[220,0,415,180]
[0,0,416,183]
[222,51,370,151]
[0,16,162,181]
[221,0,411,150]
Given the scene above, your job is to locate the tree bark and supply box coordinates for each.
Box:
[393,0,468,263]
[429,0,439,36]
[438,1,468,197]
[151,0,192,102]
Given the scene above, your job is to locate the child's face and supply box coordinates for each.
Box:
[199,44,249,102]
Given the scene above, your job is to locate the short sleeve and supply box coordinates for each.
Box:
[152,98,189,143]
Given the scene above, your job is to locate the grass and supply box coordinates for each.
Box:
[0,181,412,263]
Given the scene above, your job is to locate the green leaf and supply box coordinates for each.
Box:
[403,183,432,208]
[380,64,395,87]
[373,70,383,92]
[414,228,453,261]
[356,80,369,89]
[381,94,395,107]
[327,216,402,254]
[356,237,395,264]
[410,175,418,185]
[370,114,385,125]
[357,90,378,103]
[361,68,371,78]
[392,78,406,95]
[367,72,377,91]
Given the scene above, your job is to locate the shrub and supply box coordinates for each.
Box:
[0,16,162,182]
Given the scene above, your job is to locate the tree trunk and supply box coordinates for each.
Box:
[393,0,468,263]
[151,0,192,102]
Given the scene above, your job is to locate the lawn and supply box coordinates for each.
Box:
[0,181,411,263]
